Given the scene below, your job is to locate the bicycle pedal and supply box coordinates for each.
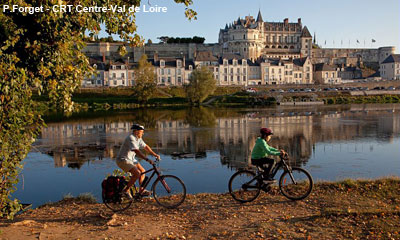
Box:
[263,179,277,184]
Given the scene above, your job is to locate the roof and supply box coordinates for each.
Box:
[194,51,218,62]
[256,10,263,22]
[301,26,312,38]
[314,63,336,71]
[381,54,400,64]
[293,57,308,67]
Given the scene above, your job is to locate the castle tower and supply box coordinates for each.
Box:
[300,26,312,57]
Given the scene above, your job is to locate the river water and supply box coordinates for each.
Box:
[13,104,400,207]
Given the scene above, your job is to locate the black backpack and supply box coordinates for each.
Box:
[101,176,127,202]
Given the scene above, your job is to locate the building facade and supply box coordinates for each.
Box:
[380,54,400,80]
[218,11,312,60]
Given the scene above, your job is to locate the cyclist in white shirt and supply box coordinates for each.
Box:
[116,124,160,197]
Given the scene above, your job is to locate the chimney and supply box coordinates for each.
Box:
[154,52,159,62]
[298,18,301,24]
[102,53,106,63]
[284,18,289,25]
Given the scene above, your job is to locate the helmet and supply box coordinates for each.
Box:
[260,128,273,136]
[131,124,145,130]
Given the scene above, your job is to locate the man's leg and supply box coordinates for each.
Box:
[127,165,141,191]
[136,163,146,191]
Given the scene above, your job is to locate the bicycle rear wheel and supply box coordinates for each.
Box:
[279,167,313,200]
[228,170,261,203]
[152,175,186,209]
[103,188,134,212]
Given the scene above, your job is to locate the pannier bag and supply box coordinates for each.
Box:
[101,176,127,202]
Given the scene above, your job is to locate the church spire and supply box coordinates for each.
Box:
[256,10,263,22]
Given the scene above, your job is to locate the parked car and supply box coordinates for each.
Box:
[246,88,257,93]
[278,89,285,93]
[388,86,396,90]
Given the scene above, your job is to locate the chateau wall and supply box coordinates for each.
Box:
[312,46,395,64]
[133,43,222,62]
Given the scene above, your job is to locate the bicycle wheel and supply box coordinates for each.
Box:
[228,170,261,203]
[152,175,186,209]
[103,188,134,212]
[279,167,313,201]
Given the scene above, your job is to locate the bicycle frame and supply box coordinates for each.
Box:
[135,163,171,196]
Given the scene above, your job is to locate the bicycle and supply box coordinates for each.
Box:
[102,158,186,212]
[228,154,313,203]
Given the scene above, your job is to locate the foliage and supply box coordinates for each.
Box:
[167,36,205,44]
[132,54,157,103]
[0,0,196,218]
[184,66,216,105]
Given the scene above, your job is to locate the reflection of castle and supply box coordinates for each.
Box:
[37,105,400,170]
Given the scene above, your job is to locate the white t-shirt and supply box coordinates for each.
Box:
[117,134,147,163]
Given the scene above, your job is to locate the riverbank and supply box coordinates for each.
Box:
[1,178,399,239]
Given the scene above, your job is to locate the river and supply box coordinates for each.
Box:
[13,104,400,207]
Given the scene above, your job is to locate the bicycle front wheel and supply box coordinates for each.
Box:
[152,175,186,209]
[103,188,134,212]
[228,170,261,203]
[279,167,313,200]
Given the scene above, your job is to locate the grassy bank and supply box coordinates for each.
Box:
[1,178,399,239]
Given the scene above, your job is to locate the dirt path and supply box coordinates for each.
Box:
[1,179,399,240]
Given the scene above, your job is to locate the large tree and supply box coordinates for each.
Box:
[185,66,216,105]
[132,54,157,103]
[0,0,196,218]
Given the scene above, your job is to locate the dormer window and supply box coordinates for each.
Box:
[93,64,97,69]
[189,65,193,70]
[223,59,228,66]
[112,65,116,70]
[121,65,125,70]
[160,60,165,67]
[233,60,237,66]
[177,60,182,68]
[242,60,246,66]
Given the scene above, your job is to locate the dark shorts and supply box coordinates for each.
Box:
[251,157,275,167]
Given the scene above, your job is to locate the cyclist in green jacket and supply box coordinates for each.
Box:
[251,128,286,183]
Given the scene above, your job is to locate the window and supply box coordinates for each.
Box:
[162,77,165,83]
[167,69,171,75]
[132,73,134,78]
[237,68,240,74]
[121,73,125,79]
[224,60,228,66]
[230,68,233,74]
[160,60,165,67]
[167,77,171,82]
[233,60,237,66]
[243,69,246,74]
[113,80,117,85]
[122,80,125,85]
[189,65,193,70]
[177,60,182,67]
[243,76,246,81]
[230,76,233,81]
[112,73,116,78]
[325,73,329,78]
[177,69,181,75]
[121,65,125,70]
[237,76,240,81]
[161,69,164,75]
[177,77,181,83]
[332,73,335,78]
[224,76,227,82]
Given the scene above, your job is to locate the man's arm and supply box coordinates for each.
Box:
[144,145,160,160]
[133,149,154,163]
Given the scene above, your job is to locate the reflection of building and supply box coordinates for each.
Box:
[37,105,400,170]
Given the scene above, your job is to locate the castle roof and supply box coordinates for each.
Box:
[381,54,400,64]
[301,26,312,38]
[256,10,263,22]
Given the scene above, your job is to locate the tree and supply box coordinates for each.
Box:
[185,66,217,105]
[132,55,157,103]
[0,0,196,218]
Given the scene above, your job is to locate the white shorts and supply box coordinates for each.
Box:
[116,159,137,172]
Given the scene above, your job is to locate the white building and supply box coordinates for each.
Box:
[380,54,400,80]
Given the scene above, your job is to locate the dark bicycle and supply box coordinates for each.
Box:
[228,154,313,203]
[103,158,186,212]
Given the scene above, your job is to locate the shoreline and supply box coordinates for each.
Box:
[1,178,399,239]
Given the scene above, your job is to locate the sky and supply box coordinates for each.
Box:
[102,0,400,53]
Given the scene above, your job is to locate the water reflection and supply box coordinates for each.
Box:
[35,104,400,172]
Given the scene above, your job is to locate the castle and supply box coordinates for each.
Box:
[81,11,398,87]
